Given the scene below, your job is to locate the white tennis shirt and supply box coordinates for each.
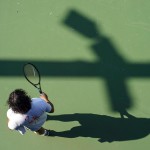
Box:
[7,98,52,135]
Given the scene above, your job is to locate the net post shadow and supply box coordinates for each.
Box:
[63,10,134,118]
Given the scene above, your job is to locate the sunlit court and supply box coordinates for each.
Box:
[0,0,150,150]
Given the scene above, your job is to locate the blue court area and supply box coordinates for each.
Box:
[0,0,150,150]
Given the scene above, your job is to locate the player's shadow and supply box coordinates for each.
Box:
[47,113,150,142]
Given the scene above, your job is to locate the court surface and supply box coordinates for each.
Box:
[0,0,150,150]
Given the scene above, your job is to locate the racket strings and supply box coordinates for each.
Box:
[24,64,40,85]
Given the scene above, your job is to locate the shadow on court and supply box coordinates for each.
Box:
[47,113,150,143]
[62,10,150,118]
[1,10,150,118]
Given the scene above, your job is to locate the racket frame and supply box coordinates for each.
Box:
[23,63,42,94]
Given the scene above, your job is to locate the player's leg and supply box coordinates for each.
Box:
[35,127,54,136]
[35,127,45,135]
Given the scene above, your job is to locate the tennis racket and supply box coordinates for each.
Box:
[23,63,42,94]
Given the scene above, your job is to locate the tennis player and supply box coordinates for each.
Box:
[7,89,54,136]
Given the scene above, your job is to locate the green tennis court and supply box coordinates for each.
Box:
[0,0,150,149]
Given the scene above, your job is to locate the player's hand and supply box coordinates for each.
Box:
[40,92,54,113]
[40,92,48,101]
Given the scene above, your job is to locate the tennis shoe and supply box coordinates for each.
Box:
[43,129,55,136]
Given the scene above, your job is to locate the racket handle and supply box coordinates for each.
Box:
[39,89,43,94]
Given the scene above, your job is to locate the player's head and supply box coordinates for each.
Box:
[7,89,31,114]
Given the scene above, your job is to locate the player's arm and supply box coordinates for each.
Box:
[40,92,54,113]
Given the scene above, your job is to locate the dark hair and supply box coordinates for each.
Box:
[7,89,31,114]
